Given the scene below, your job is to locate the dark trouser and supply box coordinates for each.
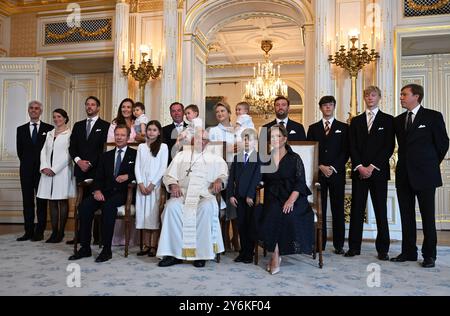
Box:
[320,177,345,250]
[348,178,390,254]
[397,181,436,260]
[78,192,126,252]
[236,196,255,259]
[20,170,47,236]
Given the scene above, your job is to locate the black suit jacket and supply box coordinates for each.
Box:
[16,121,54,177]
[226,151,262,200]
[92,147,137,196]
[307,119,349,183]
[69,118,110,181]
[395,107,449,190]
[262,118,306,141]
[349,110,395,181]
[162,122,188,163]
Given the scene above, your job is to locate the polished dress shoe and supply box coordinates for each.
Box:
[377,253,389,261]
[242,257,253,264]
[31,233,44,242]
[390,254,417,262]
[234,254,245,262]
[68,247,92,260]
[95,250,112,263]
[66,239,75,245]
[344,249,360,257]
[46,232,58,243]
[193,260,206,268]
[158,256,183,267]
[334,248,345,255]
[422,257,435,268]
[16,234,33,241]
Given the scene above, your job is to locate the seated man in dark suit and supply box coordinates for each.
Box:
[260,96,306,152]
[307,96,349,254]
[68,125,137,263]
[391,84,449,268]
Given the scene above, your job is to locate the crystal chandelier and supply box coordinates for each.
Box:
[244,40,288,118]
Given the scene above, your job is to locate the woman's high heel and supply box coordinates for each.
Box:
[270,257,281,275]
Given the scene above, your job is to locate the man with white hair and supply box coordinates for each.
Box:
[157,128,228,268]
[16,101,54,241]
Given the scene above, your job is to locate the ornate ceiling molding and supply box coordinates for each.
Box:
[1,0,116,15]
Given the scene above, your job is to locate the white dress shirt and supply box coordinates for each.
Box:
[74,116,100,164]
[29,120,41,138]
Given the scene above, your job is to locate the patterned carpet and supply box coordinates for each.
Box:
[1,233,449,296]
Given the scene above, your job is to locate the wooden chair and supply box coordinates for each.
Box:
[254,141,323,268]
[73,142,139,258]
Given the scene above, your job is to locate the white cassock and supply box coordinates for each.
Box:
[156,145,228,260]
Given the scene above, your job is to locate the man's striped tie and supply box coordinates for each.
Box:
[367,111,374,132]
[324,120,330,135]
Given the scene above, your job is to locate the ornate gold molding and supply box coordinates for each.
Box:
[137,0,163,12]
[207,60,305,69]
[45,19,112,40]
[407,0,450,12]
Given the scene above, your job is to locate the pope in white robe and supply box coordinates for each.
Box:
[157,130,228,267]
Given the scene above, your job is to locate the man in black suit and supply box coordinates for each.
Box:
[346,86,394,261]
[16,101,54,241]
[66,96,110,245]
[227,128,262,263]
[307,96,348,254]
[69,125,137,263]
[162,102,188,163]
[261,96,306,152]
[391,84,449,268]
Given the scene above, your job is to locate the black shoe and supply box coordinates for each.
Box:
[31,233,44,242]
[68,247,92,260]
[422,257,435,268]
[46,232,58,243]
[242,257,253,264]
[66,239,75,245]
[234,254,245,262]
[377,253,389,261]
[344,249,360,257]
[54,233,65,243]
[334,248,345,255]
[16,234,33,241]
[193,260,206,268]
[390,254,417,262]
[95,250,112,263]
[158,256,183,267]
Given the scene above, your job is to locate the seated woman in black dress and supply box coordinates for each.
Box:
[260,124,314,274]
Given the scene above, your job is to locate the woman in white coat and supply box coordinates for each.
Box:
[135,120,168,256]
[37,108,75,243]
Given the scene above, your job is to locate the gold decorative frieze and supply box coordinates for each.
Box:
[138,0,163,12]
[207,60,305,69]
[0,63,40,72]
[407,0,450,12]
[45,19,112,40]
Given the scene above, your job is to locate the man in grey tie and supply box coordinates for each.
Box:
[69,125,137,263]
[67,96,110,245]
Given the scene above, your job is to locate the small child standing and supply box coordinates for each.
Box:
[133,102,149,139]
[226,128,261,264]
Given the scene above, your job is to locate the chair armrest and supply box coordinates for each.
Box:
[75,179,94,207]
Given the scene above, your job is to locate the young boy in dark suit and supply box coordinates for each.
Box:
[227,128,261,263]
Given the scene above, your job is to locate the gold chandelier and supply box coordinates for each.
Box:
[244,40,288,118]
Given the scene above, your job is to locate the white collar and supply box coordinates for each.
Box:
[116,146,127,153]
[322,117,334,125]
[87,115,99,122]
[30,120,41,126]
[276,118,289,125]
[409,104,421,116]
[366,107,379,116]
[174,121,184,127]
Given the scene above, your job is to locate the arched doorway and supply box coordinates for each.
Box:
[179,0,314,126]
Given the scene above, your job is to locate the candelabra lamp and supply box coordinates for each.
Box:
[122,51,162,103]
[328,36,379,121]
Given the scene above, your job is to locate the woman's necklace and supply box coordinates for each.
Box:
[185,150,204,176]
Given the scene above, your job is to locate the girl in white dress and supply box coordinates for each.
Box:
[37,108,75,243]
[135,120,168,256]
